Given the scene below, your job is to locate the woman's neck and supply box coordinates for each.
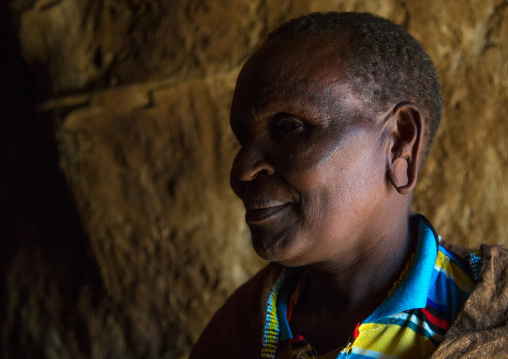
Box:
[300,212,414,321]
[308,220,415,311]
[289,214,415,355]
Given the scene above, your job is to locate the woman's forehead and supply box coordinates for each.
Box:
[232,61,373,128]
[231,34,375,117]
[241,34,348,86]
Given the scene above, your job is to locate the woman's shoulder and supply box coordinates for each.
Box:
[429,242,508,358]
[439,240,508,277]
[439,240,508,259]
[189,262,284,359]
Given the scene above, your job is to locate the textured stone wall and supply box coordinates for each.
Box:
[2,0,507,358]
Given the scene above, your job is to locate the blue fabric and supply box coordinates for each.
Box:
[428,268,472,319]
[276,279,293,341]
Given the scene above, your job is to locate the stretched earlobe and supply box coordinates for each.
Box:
[389,158,408,189]
[387,102,424,194]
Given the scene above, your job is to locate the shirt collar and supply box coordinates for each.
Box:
[364,214,439,322]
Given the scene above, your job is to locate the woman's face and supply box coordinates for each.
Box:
[230,35,392,267]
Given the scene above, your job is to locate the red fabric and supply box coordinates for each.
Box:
[422,308,450,330]
[353,322,361,339]
[290,335,305,344]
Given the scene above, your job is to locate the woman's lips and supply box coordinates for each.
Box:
[245,203,289,222]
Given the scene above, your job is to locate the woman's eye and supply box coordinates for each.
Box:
[272,113,304,138]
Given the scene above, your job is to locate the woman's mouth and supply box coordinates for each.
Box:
[245,203,289,222]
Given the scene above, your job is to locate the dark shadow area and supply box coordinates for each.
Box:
[0,4,103,358]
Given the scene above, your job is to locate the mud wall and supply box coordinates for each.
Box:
[2,0,507,358]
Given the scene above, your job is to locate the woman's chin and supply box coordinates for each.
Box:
[251,233,308,267]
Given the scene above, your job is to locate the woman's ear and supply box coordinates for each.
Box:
[387,102,424,194]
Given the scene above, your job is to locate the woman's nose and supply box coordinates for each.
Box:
[234,145,276,182]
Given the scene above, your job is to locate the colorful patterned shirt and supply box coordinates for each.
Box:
[261,215,479,359]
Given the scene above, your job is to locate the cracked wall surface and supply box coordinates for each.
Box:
[2,0,507,358]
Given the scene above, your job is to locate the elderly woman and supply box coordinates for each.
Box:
[190,12,508,359]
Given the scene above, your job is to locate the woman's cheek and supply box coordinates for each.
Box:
[276,137,344,175]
